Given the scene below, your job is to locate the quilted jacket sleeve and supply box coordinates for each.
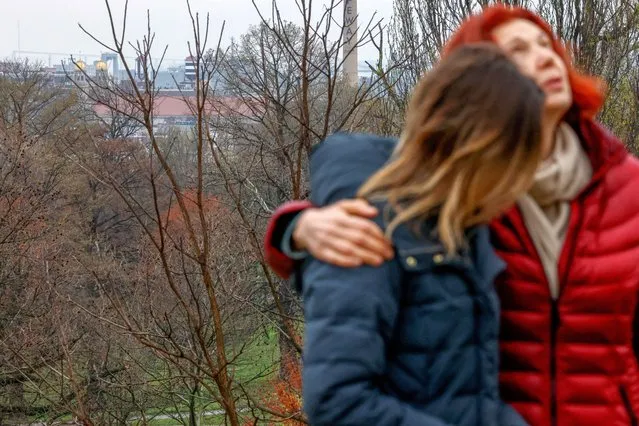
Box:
[263,200,313,279]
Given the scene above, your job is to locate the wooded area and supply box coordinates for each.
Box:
[0,0,637,424]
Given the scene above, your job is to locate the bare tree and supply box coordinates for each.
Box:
[0,61,83,424]
[382,0,639,145]
[61,1,283,424]
[536,0,639,143]
[168,5,403,423]
[6,1,635,424]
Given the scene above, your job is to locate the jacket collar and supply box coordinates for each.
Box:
[573,117,627,187]
[497,118,627,227]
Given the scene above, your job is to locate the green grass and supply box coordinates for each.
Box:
[129,328,284,425]
[15,328,285,425]
[231,327,281,389]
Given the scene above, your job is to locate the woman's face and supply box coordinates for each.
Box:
[492,19,572,121]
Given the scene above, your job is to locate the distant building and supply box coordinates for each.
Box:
[93,94,257,138]
[155,66,185,90]
[100,53,120,82]
[184,56,196,84]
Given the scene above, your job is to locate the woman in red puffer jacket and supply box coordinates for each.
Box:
[263,5,639,426]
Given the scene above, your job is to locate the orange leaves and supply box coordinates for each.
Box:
[162,189,220,229]
[250,356,304,426]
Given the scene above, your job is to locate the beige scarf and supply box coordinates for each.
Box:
[517,123,593,300]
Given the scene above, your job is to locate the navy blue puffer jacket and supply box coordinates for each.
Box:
[301,133,528,426]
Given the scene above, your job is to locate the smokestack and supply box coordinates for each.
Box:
[343,0,358,86]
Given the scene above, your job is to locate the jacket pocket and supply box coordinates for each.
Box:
[620,385,638,426]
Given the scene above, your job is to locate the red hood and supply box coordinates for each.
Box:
[576,117,628,183]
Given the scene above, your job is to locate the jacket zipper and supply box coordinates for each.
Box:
[550,198,585,426]
[550,300,559,426]
[620,386,638,426]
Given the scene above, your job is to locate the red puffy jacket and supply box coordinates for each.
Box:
[263,119,639,426]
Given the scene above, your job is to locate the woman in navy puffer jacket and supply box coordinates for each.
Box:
[301,44,543,426]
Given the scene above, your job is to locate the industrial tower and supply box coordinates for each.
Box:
[343,0,358,86]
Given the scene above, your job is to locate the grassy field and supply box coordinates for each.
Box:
[12,328,290,425]
[136,328,284,424]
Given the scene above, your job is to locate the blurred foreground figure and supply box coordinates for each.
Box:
[302,43,543,426]
[265,5,639,426]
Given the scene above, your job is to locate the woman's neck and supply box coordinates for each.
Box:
[541,115,562,160]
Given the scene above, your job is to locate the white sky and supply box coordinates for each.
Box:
[0,0,394,67]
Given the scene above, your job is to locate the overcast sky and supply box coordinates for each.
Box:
[1,0,393,67]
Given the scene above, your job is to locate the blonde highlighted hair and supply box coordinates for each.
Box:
[358,43,545,254]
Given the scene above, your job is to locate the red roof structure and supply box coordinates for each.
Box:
[93,95,258,118]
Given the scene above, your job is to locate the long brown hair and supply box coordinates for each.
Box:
[358,43,545,254]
